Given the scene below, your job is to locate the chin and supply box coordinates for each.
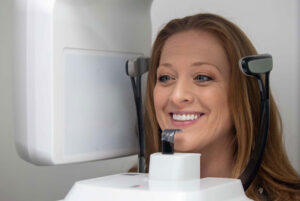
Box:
[174,132,203,153]
[174,141,201,153]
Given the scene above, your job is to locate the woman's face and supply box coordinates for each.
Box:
[153,30,234,153]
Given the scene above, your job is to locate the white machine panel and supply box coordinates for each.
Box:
[64,174,252,201]
[13,0,151,165]
[62,49,139,162]
[63,153,252,201]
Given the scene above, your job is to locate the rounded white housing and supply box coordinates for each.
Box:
[149,153,200,181]
[64,153,253,201]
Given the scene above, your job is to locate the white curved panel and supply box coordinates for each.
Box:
[13,0,56,164]
[13,0,152,165]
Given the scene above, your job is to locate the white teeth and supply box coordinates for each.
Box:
[172,113,201,121]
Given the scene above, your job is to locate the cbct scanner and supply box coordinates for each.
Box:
[13,0,275,201]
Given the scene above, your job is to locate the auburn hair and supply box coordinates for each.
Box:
[144,13,300,200]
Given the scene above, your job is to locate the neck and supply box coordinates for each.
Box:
[200,136,234,178]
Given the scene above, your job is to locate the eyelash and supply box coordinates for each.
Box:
[194,74,213,82]
[157,74,213,83]
[158,75,173,83]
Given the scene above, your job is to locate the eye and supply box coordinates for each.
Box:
[158,75,173,83]
[194,74,212,82]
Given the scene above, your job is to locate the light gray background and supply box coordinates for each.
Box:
[1,0,299,201]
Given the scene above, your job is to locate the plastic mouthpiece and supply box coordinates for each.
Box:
[161,129,182,154]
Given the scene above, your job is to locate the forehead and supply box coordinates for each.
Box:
[159,30,229,73]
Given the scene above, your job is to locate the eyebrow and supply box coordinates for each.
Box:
[159,62,221,72]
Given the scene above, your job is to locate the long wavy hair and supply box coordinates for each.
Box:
[144,13,300,200]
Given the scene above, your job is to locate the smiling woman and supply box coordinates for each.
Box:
[144,13,300,201]
[154,30,234,178]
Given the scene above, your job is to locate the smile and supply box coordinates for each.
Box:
[171,112,204,121]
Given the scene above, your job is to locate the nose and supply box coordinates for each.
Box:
[169,79,194,107]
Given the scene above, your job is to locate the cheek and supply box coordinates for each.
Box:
[201,84,230,108]
[207,87,233,131]
[200,85,233,125]
[153,86,164,122]
[153,86,160,110]
[153,85,170,108]
[153,85,171,131]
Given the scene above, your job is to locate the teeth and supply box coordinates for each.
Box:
[172,113,201,121]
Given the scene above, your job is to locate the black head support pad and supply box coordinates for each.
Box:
[239,54,272,76]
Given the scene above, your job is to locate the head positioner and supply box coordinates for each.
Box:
[239,54,273,76]
[238,53,272,190]
[126,57,149,173]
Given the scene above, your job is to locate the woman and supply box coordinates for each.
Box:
[144,13,300,200]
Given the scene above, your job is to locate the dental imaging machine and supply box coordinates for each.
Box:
[13,1,273,201]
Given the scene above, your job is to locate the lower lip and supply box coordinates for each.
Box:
[170,114,203,127]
